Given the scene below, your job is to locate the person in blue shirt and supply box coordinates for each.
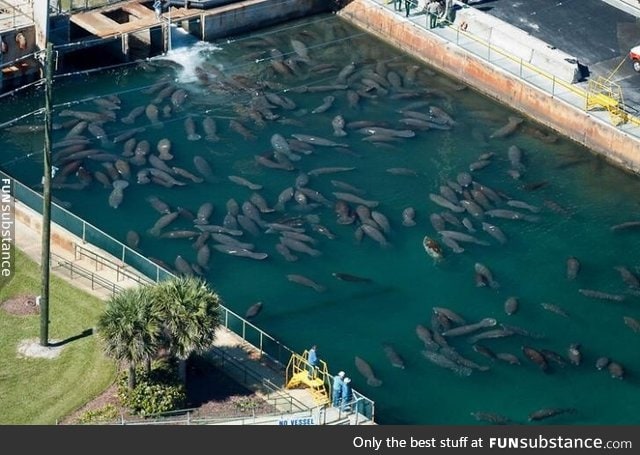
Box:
[307,345,318,379]
[332,371,345,407]
[341,377,353,412]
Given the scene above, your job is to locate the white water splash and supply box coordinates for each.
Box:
[155,26,222,84]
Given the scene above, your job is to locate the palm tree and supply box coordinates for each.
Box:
[150,275,221,384]
[97,285,162,390]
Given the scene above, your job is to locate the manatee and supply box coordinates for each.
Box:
[614,266,640,289]
[506,199,539,213]
[126,230,140,249]
[286,274,326,292]
[578,289,625,302]
[429,193,464,213]
[432,307,466,325]
[148,211,179,236]
[331,115,347,137]
[174,255,194,276]
[495,352,520,365]
[421,350,472,377]
[504,297,519,315]
[355,355,383,386]
[184,116,201,141]
[567,343,582,366]
[528,408,576,422]
[382,343,405,369]
[332,272,372,283]
[607,361,625,379]
[147,195,171,214]
[595,357,610,370]
[245,301,263,319]
[623,316,640,333]
[566,257,580,280]
[275,243,298,262]
[489,116,523,139]
[441,318,497,337]
[402,207,417,227]
[156,138,173,160]
[228,175,262,191]
[193,155,215,183]
[159,230,199,239]
[541,302,569,318]
[471,412,511,425]
[196,244,211,269]
[521,346,548,372]
[108,180,129,209]
[481,222,507,245]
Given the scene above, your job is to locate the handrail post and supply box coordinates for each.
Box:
[519,58,523,78]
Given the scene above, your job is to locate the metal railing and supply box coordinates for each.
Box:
[365,0,640,128]
[51,251,124,295]
[208,345,310,414]
[74,243,155,286]
[0,0,35,31]
[56,0,122,14]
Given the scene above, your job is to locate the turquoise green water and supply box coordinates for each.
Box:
[2,14,640,425]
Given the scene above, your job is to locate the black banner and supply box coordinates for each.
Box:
[3,425,638,454]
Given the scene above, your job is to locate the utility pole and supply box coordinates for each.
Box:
[40,42,55,347]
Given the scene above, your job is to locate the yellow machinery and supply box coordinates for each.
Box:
[285,349,330,406]
[584,55,640,126]
[586,75,628,126]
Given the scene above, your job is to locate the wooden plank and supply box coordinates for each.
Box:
[121,3,156,20]
[70,13,122,37]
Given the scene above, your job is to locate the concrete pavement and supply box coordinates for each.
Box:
[471,0,640,112]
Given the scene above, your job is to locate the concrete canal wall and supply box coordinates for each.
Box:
[338,0,640,175]
[198,0,331,41]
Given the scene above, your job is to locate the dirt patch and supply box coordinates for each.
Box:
[17,339,64,359]
[1,294,39,316]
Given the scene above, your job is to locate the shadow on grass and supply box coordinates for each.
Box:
[49,328,94,347]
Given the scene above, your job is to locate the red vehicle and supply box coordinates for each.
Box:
[630,45,640,72]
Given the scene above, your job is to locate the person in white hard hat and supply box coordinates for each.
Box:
[341,377,353,412]
[332,371,345,407]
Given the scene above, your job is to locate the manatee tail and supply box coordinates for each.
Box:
[367,377,383,387]
[188,134,202,141]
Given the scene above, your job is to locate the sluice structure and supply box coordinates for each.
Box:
[60,0,331,69]
[0,0,39,93]
[0,0,333,92]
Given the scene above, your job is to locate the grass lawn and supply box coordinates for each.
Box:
[0,248,117,424]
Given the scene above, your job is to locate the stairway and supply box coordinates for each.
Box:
[285,352,330,406]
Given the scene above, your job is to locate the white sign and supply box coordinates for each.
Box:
[278,416,315,425]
